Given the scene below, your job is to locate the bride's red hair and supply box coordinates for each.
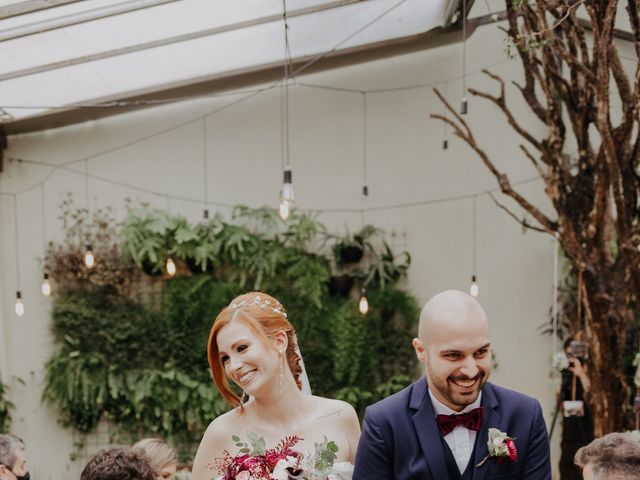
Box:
[207,292,303,408]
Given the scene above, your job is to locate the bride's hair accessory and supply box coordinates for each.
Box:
[230,295,288,318]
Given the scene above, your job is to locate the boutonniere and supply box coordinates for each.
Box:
[476,428,518,467]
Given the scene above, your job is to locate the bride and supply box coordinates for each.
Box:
[191,292,361,480]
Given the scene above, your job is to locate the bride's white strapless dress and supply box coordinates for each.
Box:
[327,462,354,480]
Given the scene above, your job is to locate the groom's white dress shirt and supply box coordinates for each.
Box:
[428,390,482,474]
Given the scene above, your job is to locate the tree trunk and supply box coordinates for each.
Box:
[582,268,632,436]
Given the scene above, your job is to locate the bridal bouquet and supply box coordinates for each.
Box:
[212,431,350,480]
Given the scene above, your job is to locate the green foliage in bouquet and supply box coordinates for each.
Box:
[43,200,419,458]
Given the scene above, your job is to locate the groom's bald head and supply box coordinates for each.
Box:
[413,290,491,411]
[418,290,489,345]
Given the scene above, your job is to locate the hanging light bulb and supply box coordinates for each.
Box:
[442,82,450,148]
[358,288,369,316]
[41,273,51,296]
[460,0,468,115]
[282,169,294,202]
[362,185,369,197]
[279,168,294,221]
[15,291,24,316]
[470,275,479,297]
[203,209,209,220]
[279,200,291,221]
[84,244,95,268]
[166,255,176,277]
[281,169,294,203]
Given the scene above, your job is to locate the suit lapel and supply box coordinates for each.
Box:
[410,378,449,480]
[473,383,501,480]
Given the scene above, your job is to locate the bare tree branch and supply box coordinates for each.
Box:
[430,90,557,234]
[519,145,546,179]
[468,70,543,151]
[488,192,549,233]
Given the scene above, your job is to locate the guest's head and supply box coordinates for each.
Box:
[208,292,303,407]
[412,290,491,412]
[0,434,29,480]
[574,431,640,479]
[132,439,177,480]
[80,448,155,480]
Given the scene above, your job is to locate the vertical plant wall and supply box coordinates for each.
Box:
[43,198,419,457]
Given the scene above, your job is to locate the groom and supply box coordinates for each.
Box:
[353,290,551,479]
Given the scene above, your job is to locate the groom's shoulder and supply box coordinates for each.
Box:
[364,378,422,421]
[485,382,542,411]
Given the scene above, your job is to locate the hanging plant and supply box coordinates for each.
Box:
[331,225,381,266]
[44,194,136,296]
[359,241,411,289]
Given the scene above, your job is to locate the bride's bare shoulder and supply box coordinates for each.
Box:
[204,407,245,439]
[191,409,245,480]
[310,395,358,423]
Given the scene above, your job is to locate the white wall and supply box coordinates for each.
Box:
[0,10,567,479]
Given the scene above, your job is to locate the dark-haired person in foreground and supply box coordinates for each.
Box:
[80,448,155,480]
[574,431,640,480]
[0,434,30,480]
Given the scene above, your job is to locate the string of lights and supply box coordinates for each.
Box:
[0,55,513,203]
[279,0,294,222]
[1,156,542,213]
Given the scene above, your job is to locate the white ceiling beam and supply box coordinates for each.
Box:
[0,0,83,20]
[0,0,182,42]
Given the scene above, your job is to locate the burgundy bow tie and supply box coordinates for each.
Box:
[436,407,483,436]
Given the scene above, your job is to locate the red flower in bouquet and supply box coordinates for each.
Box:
[212,433,303,480]
[225,454,270,479]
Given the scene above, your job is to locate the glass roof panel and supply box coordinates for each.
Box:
[0,0,451,122]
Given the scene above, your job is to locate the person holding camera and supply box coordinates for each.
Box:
[558,337,594,480]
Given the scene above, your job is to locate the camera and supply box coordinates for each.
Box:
[567,340,589,363]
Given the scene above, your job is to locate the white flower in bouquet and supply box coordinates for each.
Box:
[327,462,354,480]
[271,456,298,480]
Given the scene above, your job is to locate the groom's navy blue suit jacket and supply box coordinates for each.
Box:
[353,378,551,480]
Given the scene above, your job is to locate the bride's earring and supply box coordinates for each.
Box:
[240,390,246,407]
[279,349,285,395]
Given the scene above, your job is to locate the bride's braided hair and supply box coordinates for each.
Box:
[207,292,303,408]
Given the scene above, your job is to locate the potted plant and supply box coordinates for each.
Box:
[331,225,380,266]
[359,241,411,289]
[328,273,355,298]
